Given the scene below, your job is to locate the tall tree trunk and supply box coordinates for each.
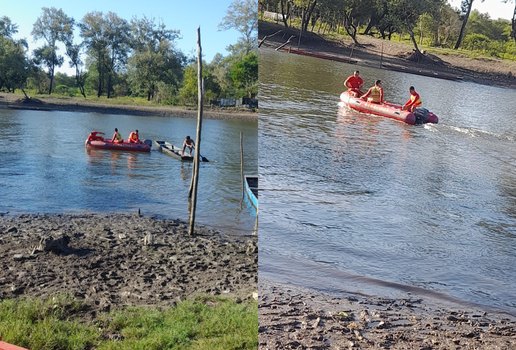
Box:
[48,61,55,95]
[512,3,516,44]
[408,28,421,53]
[280,0,289,28]
[343,12,360,45]
[303,1,317,33]
[96,51,103,98]
[454,0,474,49]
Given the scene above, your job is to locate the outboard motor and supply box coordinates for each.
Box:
[414,107,430,124]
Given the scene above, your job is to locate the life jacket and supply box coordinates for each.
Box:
[128,131,139,143]
[410,93,422,107]
[367,86,382,103]
[114,132,123,142]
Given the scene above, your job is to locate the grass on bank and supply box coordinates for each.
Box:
[0,295,258,350]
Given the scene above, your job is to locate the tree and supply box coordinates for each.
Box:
[454,0,477,49]
[31,7,74,94]
[127,17,184,101]
[229,51,258,98]
[219,0,258,54]
[389,0,441,55]
[342,0,375,45]
[80,11,131,98]
[0,36,30,93]
[104,12,131,98]
[0,16,18,38]
[65,42,87,97]
[512,0,516,43]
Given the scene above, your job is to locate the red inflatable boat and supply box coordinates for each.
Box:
[340,91,438,125]
[85,131,151,152]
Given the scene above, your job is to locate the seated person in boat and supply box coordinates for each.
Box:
[111,128,124,143]
[344,70,364,97]
[182,136,195,156]
[127,129,142,144]
[361,80,384,104]
[402,86,422,112]
[87,131,104,142]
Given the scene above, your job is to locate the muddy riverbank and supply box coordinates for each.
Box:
[0,213,257,320]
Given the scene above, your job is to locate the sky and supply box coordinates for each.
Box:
[448,0,514,21]
[2,0,242,75]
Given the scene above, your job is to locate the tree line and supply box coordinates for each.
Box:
[259,0,516,59]
[0,0,258,105]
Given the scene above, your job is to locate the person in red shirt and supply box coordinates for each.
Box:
[87,131,104,142]
[402,86,422,112]
[344,70,364,97]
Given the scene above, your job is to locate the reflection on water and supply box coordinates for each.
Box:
[0,109,257,234]
[259,48,516,314]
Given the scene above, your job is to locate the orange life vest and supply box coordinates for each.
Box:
[410,93,422,107]
[128,131,139,143]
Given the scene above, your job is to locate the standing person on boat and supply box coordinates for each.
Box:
[361,80,384,104]
[181,136,196,156]
[344,70,364,97]
[111,128,124,143]
[127,130,141,144]
[402,86,422,112]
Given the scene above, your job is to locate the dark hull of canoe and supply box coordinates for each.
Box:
[244,175,258,210]
[340,91,438,125]
[85,139,151,152]
[154,140,193,161]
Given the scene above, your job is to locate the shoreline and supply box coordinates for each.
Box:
[0,213,257,320]
[0,92,257,121]
[259,278,516,349]
[259,21,516,89]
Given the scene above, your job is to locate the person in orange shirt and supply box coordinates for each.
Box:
[402,86,422,112]
[127,130,141,144]
[344,70,364,97]
[361,80,384,104]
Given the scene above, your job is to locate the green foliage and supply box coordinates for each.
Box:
[0,15,18,37]
[229,51,258,98]
[219,0,258,55]
[31,7,74,94]
[0,295,258,350]
[179,62,226,105]
[0,36,30,92]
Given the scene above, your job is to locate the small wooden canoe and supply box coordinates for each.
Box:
[244,175,258,210]
[154,140,193,161]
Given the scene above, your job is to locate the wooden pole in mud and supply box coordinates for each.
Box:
[188,27,204,236]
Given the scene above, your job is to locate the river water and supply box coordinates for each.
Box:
[259,48,516,314]
[0,108,258,234]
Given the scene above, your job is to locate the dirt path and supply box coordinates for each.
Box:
[259,21,516,89]
[0,213,257,319]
